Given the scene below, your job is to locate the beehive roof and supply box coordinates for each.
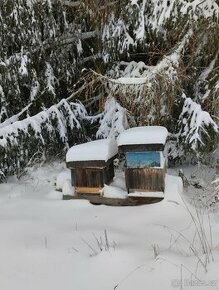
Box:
[66,138,118,162]
[118,126,168,146]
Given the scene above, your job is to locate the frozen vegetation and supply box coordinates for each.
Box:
[0,0,218,177]
[0,0,218,289]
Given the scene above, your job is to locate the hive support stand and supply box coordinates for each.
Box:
[63,193,164,206]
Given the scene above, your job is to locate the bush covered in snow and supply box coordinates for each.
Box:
[0,100,87,180]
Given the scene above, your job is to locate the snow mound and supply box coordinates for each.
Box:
[118,126,168,146]
[56,171,71,191]
[66,138,118,162]
[47,190,63,200]
[103,184,128,199]
[56,171,74,196]
[62,179,75,197]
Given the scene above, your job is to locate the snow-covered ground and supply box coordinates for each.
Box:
[0,162,219,290]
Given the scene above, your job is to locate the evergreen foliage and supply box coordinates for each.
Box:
[0,0,218,178]
[0,0,86,122]
[100,0,219,159]
[96,97,129,139]
[178,95,218,155]
[0,99,87,180]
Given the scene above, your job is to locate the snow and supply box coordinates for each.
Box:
[118,126,168,146]
[104,30,193,126]
[76,39,83,55]
[1,162,219,290]
[96,97,129,139]
[129,191,164,198]
[116,77,147,85]
[179,96,218,151]
[103,0,218,57]
[66,138,118,162]
[103,170,128,199]
[19,54,29,76]
[62,179,74,197]
[199,56,218,81]
[45,63,55,96]
[160,152,166,168]
[56,171,71,191]
[0,99,83,147]
[103,184,127,199]
[30,77,40,101]
[130,0,138,5]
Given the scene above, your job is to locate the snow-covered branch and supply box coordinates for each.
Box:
[96,97,129,139]
[178,95,218,153]
[0,99,88,178]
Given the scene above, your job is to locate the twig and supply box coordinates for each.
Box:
[190,247,207,273]
[114,264,147,289]
[157,257,201,282]
[66,77,101,102]
[81,237,98,256]
[104,229,109,251]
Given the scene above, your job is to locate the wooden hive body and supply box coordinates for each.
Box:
[67,157,116,195]
[118,126,168,194]
[66,139,118,195]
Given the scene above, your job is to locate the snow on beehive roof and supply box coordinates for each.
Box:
[66,138,118,162]
[118,126,168,146]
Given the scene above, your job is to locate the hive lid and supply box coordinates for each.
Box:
[66,138,118,162]
[118,126,168,146]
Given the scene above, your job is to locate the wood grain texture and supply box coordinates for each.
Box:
[75,187,102,195]
[67,155,117,169]
[119,144,164,153]
[69,158,115,190]
[125,168,165,192]
[63,194,164,206]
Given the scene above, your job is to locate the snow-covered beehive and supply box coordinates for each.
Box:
[66,139,118,195]
[118,126,168,194]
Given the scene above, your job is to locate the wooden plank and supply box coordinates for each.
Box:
[125,168,165,192]
[63,194,164,206]
[129,188,164,193]
[119,144,164,153]
[69,158,115,189]
[67,160,105,168]
[103,162,115,185]
[71,169,75,186]
[67,155,117,169]
[75,187,102,195]
[74,168,104,187]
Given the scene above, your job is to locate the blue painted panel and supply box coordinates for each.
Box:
[126,152,160,168]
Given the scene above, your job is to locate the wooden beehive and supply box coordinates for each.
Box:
[66,139,118,195]
[118,126,168,194]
